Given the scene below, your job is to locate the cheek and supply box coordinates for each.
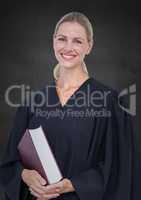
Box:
[74,44,89,54]
[53,43,63,60]
[77,47,88,58]
[54,41,65,52]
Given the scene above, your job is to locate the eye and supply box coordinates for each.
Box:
[75,39,82,44]
[57,37,66,42]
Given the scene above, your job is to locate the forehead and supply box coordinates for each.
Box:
[56,22,87,39]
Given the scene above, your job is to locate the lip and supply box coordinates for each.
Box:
[60,53,77,61]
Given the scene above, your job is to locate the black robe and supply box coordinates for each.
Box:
[0,77,135,200]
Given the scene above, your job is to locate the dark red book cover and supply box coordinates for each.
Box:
[17,127,62,184]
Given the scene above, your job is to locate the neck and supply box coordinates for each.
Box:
[56,64,89,89]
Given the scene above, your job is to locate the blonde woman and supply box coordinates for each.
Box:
[0,12,133,200]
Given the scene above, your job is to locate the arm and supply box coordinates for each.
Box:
[67,95,133,200]
[0,106,30,200]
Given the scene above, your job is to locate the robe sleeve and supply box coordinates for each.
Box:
[70,92,134,200]
[0,105,31,200]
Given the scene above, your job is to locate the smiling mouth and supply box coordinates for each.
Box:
[60,53,77,60]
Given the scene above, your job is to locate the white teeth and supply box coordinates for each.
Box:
[61,54,76,59]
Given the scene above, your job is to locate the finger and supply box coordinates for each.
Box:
[45,182,62,190]
[30,180,46,195]
[29,188,43,198]
[33,171,47,188]
[29,187,43,196]
[45,181,63,193]
[36,173,47,186]
[43,185,60,194]
[37,198,46,200]
[30,178,46,192]
[42,193,60,199]
[36,198,44,200]
[45,189,60,195]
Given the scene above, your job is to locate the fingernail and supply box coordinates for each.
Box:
[42,181,46,185]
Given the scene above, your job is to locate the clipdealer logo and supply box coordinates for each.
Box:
[118,84,136,116]
[4,83,136,116]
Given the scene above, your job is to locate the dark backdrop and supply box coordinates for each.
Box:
[0,1,140,199]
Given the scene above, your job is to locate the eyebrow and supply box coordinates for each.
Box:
[56,34,85,41]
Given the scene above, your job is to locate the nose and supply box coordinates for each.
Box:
[64,41,74,52]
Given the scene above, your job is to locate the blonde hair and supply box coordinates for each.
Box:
[53,62,89,80]
[53,12,94,80]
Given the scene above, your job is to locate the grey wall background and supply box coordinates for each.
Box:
[0,1,140,199]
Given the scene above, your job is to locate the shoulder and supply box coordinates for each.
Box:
[89,77,130,114]
[90,77,119,103]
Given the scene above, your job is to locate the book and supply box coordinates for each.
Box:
[17,126,63,184]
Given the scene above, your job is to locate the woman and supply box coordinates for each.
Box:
[0,12,134,200]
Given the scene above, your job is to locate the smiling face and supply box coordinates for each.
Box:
[53,22,92,69]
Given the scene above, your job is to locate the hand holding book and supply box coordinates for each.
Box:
[21,168,60,199]
[21,169,75,199]
[18,126,75,199]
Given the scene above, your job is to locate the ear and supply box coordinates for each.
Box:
[86,40,93,55]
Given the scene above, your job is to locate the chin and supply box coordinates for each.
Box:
[59,61,78,69]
